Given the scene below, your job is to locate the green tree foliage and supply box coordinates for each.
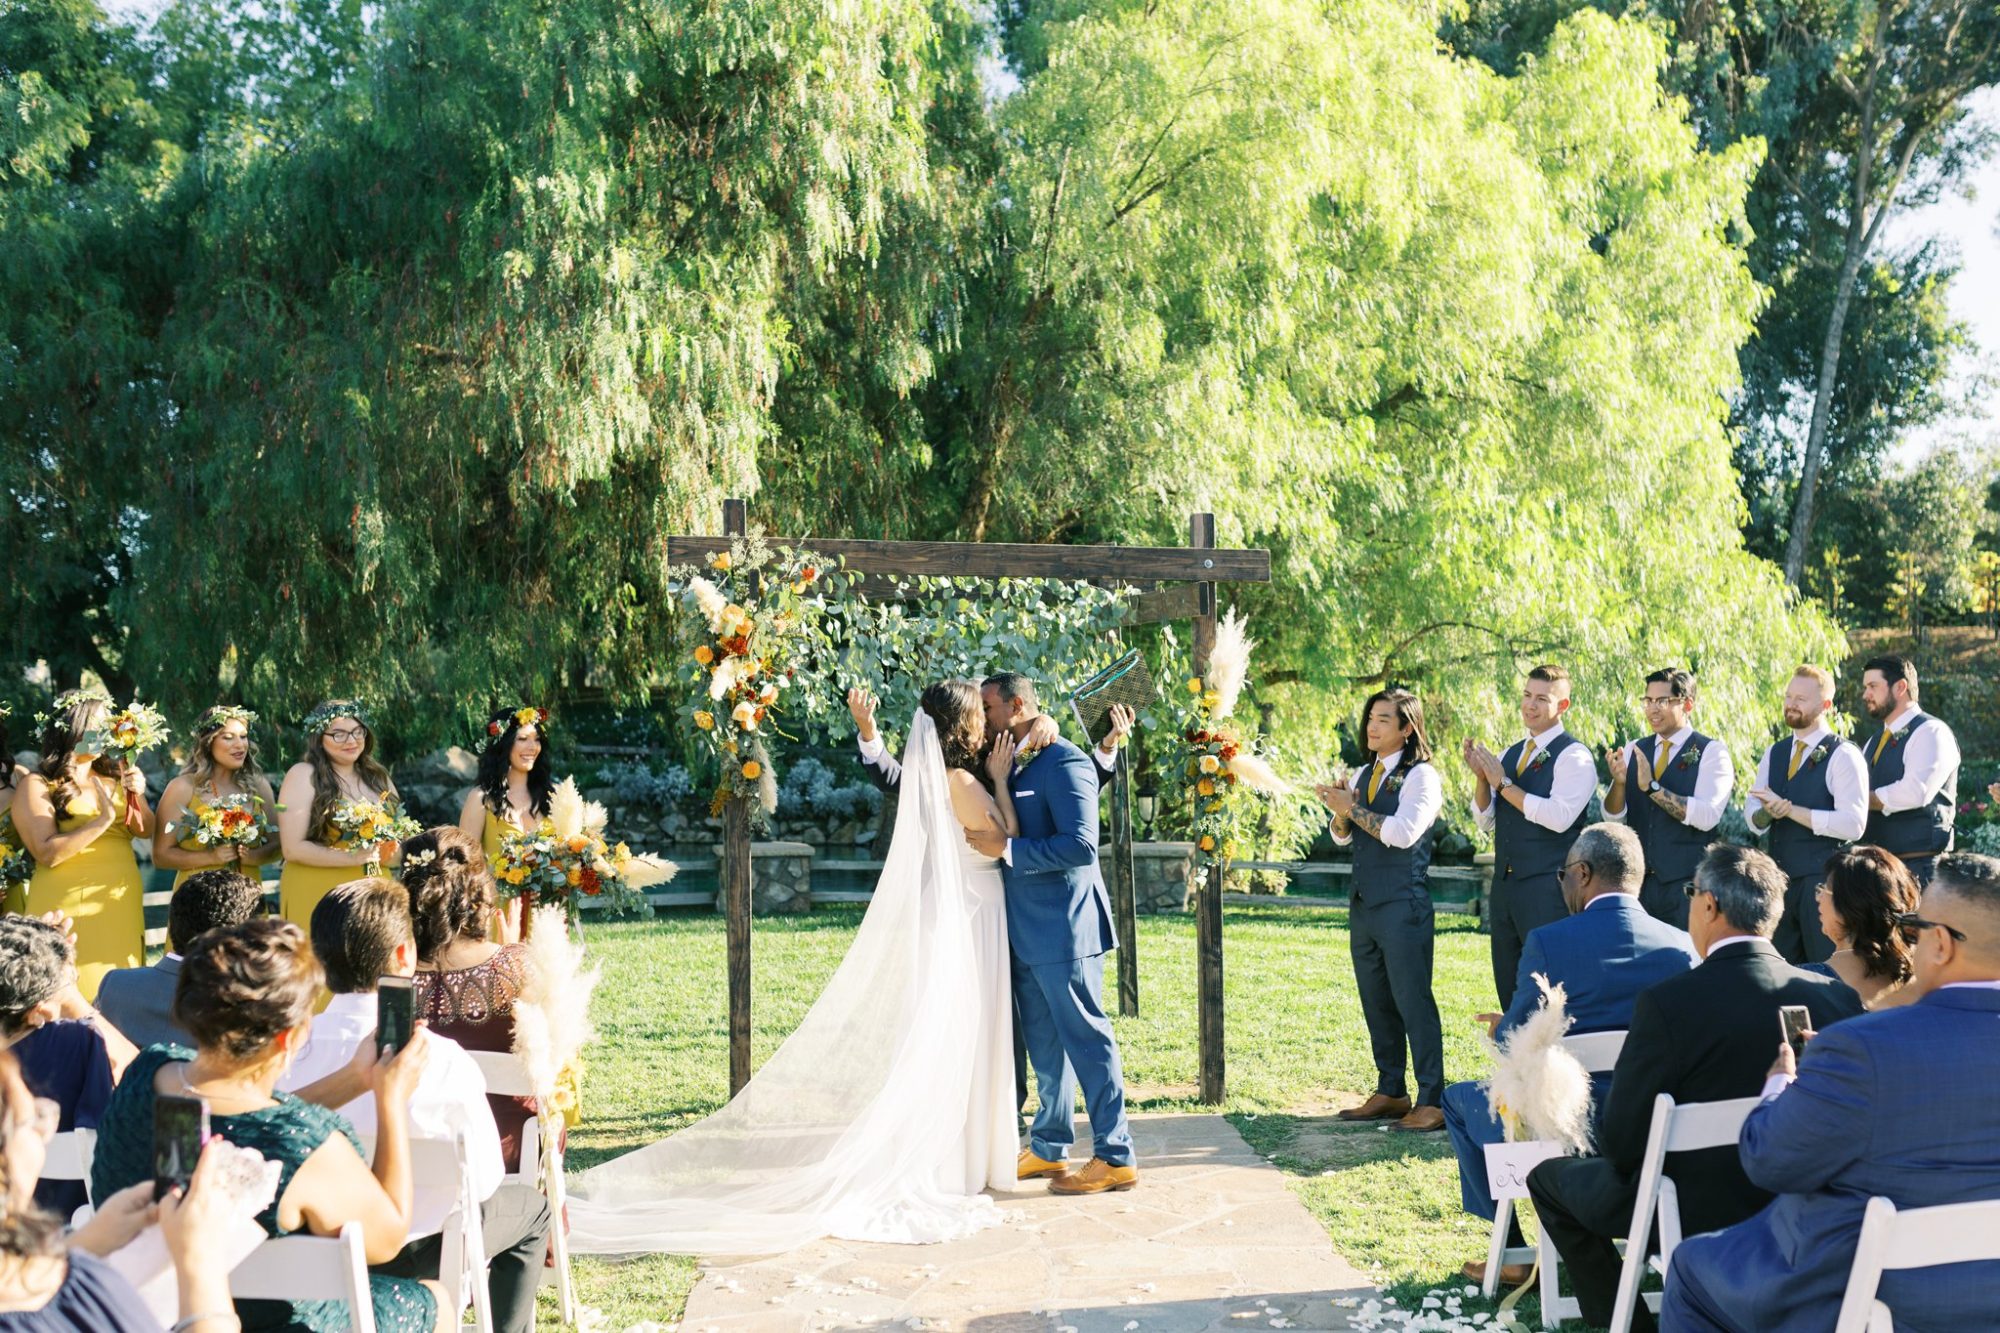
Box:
[2,0,1839,790]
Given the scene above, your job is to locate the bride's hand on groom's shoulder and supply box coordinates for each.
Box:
[986,732,1016,784]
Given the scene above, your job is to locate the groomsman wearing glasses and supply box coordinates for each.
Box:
[1858,654,1960,888]
[1602,668,1734,929]
[1462,665,1596,1008]
[1744,665,1867,963]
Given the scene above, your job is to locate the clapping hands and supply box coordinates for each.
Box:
[1460,738,1504,787]
[1314,779,1355,819]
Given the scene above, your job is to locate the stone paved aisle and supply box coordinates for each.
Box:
[674,1113,1378,1332]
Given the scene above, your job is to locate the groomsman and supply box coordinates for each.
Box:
[1859,653,1960,886]
[1744,664,1867,963]
[1602,667,1733,930]
[1317,689,1446,1133]
[1463,665,1596,1009]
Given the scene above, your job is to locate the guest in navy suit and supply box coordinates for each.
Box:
[1445,822,1699,1288]
[1661,852,2000,1331]
[1525,844,1862,1331]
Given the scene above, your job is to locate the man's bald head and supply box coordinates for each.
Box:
[1911,852,2000,991]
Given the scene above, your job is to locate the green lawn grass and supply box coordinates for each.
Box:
[552,902,1577,1328]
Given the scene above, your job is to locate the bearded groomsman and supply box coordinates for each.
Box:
[1602,668,1733,930]
[1462,665,1596,1009]
[1859,653,1960,887]
[1744,665,1867,963]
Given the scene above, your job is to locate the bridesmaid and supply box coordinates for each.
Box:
[8,689,150,999]
[276,699,402,927]
[457,704,552,943]
[153,705,280,889]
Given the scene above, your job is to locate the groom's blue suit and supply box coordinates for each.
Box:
[1006,738,1135,1168]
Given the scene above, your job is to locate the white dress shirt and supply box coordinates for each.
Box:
[1329,752,1443,850]
[1868,707,1962,815]
[1743,722,1867,841]
[1602,725,1734,832]
[1472,723,1598,835]
[276,991,505,1235]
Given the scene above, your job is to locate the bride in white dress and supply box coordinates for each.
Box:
[566,680,1020,1254]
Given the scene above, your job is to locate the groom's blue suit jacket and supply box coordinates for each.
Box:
[1005,738,1117,968]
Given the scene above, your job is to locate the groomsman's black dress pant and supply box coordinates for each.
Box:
[1349,889,1444,1106]
[1639,872,1693,932]
[1527,1155,1656,1333]
[1486,871,1567,1009]
[1772,871,1836,964]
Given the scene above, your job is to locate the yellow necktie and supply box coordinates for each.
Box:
[1787,738,1807,780]
[1367,761,1384,801]
[1872,729,1891,762]
[1656,737,1673,773]
[1515,741,1536,777]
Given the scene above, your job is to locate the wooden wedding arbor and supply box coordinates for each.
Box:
[667,499,1270,1103]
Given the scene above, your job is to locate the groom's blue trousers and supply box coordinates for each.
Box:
[1013,950,1134,1167]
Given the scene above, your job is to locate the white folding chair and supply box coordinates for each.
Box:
[41,1128,96,1200]
[470,1047,576,1325]
[359,1129,495,1333]
[1479,1028,1628,1327]
[231,1221,378,1333]
[1607,1093,1760,1333]
[1834,1195,2000,1333]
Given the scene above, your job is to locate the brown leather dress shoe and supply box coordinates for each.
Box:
[1336,1094,1413,1122]
[1047,1157,1139,1195]
[1017,1148,1067,1181]
[1461,1258,1533,1288]
[1391,1105,1446,1132]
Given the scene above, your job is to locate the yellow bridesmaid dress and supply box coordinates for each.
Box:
[279,796,389,928]
[482,807,530,942]
[23,786,144,1000]
[0,804,34,916]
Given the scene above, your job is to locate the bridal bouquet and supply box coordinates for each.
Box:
[166,791,274,855]
[1158,610,1289,870]
[493,777,672,926]
[104,700,171,764]
[669,536,839,813]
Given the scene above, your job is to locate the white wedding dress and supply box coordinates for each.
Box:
[566,712,1016,1255]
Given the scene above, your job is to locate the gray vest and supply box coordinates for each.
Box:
[1625,731,1719,887]
[1349,757,1434,902]
[1763,734,1855,879]
[1493,732,1588,883]
[1863,713,1957,856]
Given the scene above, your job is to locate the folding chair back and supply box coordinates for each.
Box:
[1833,1196,2000,1333]
[1608,1094,1758,1333]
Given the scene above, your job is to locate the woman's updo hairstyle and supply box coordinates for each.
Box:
[172,919,322,1061]
[1821,845,1919,984]
[400,825,495,961]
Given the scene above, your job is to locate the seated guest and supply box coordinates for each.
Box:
[1662,852,2000,1331]
[0,1047,239,1332]
[1525,844,1863,1332]
[0,916,139,1220]
[1803,845,1918,1009]
[402,827,545,1170]
[1446,823,1698,1288]
[96,866,266,1049]
[282,877,549,1333]
[88,918,446,1332]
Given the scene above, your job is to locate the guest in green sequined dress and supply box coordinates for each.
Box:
[90,920,444,1333]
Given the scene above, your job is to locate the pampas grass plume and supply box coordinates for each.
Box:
[1481,973,1593,1154]
[1208,608,1254,720]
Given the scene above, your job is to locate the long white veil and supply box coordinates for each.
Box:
[565,711,1003,1254]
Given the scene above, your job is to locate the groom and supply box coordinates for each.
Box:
[964,673,1138,1194]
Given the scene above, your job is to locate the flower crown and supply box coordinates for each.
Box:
[303,699,373,736]
[51,685,113,714]
[488,706,549,738]
[194,704,258,736]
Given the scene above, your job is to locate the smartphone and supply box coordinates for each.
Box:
[377,975,415,1060]
[1779,1004,1813,1060]
[153,1093,208,1201]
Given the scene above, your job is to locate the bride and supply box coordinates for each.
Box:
[566,680,1022,1254]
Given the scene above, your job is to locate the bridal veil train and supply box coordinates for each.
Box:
[565,711,1012,1255]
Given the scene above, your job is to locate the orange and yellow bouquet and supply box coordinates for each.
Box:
[1160,610,1289,869]
[494,778,666,925]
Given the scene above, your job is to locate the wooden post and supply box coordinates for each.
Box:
[1109,746,1140,1017]
[1190,512,1225,1104]
[721,499,754,1097]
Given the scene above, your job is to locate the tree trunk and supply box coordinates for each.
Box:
[1781,244,1866,588]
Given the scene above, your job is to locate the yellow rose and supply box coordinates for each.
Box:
[1197,778,1216,797]
[741,760,763,781]
[1198,754,1221,774]
[1199,835,1215,851]
[694,644,714,666]
[731,701,758,731]
[1202,690,1222,712]
[1187,678,1203,695]
[710,551,732,571]
[694,710,715,730]
[567,867,583,887]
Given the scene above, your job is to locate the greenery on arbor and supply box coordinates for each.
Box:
[3,0,1841,819]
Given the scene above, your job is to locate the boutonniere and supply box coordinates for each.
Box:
[1384,771,1407,794]
[1676,745,1701,771]
[1014,745,1044,770]
[1884,730,1906,750]
[1806,742,1831,768]
[1525,746,1552,774]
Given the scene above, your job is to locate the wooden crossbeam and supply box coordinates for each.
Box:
[668,535,1269,585]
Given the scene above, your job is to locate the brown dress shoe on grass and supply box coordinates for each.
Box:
[1390,1105,1446,1133]
[1336,1094,1413,1122]
[1047,1157,1138,1195]
[1461,1258,1533,1288]
[1017,1148,1068,1181]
